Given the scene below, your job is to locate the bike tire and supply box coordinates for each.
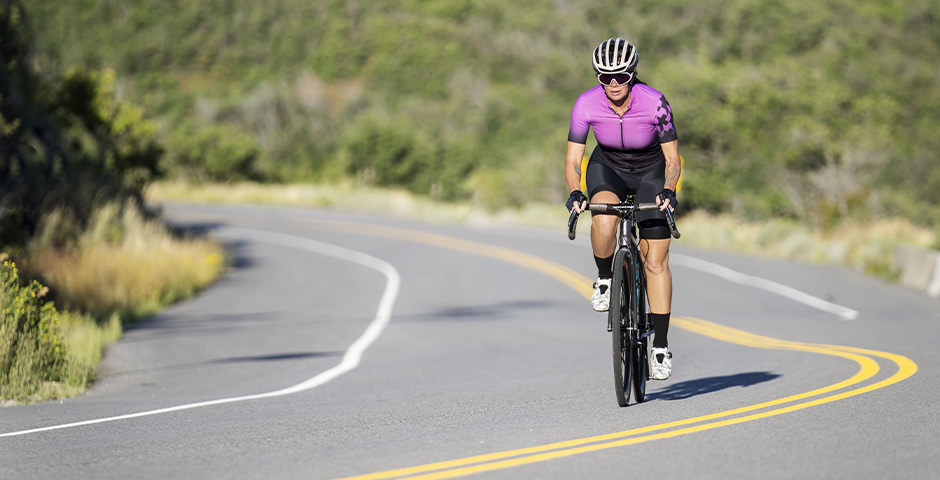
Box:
[609,248,632,407]
[631,255,648,402]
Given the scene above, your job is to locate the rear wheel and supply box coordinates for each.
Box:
[631,257,648,402]
[609,249,631,407]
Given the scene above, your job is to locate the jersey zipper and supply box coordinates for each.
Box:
[620,116,625,150]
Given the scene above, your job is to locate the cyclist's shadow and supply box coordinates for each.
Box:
[650,372,780,401]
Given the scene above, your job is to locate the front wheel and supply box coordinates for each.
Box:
[633,333,649,403]
[609,249,631,407]
[631,261,649,403]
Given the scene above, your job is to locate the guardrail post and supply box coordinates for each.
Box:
[895,246,940,298]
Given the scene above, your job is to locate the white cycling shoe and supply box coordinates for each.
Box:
[592,278,611,312]
[650,347,672,380]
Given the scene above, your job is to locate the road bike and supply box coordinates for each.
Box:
[568,197,680,407]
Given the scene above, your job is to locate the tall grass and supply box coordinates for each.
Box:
[1,202,224,404]
[27,203,225,319]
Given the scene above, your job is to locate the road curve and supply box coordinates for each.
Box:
[2,204,938,480]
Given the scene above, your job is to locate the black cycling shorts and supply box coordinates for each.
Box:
[585,147,671,240]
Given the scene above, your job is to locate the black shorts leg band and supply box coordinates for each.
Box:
[638,219,671,239]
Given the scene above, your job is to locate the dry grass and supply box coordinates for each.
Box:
[148,180,938,279]
[59,312,121,383]
[677,211,936,277]
[28,203,225,319]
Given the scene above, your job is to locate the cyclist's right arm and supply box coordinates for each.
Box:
[565,141,587,207]
[566,93,590,212]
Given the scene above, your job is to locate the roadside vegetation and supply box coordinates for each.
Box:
[1,1,223,403]
[0,204,223,404]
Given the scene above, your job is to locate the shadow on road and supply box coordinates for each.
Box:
[651,371,780,401]
[122,311,287,338]
[398,300,561,322]
[166,220,256,270]
[101,350,343,378]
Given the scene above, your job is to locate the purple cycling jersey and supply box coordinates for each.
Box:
[568,83,677,169]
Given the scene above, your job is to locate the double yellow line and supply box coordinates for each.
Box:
[302,219,917,480]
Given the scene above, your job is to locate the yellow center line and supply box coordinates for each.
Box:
[299,219,916,480]
[339,317,881,480]
[302,220,593,298]
[391,340,917,480]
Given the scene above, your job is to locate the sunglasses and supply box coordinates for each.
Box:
[597,72,634,86]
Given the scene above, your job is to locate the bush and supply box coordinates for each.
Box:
[678,164,732,214]
[0,255,66,400]
[165,122,263,182]
[340,115,436,193]
[1,5,163,245]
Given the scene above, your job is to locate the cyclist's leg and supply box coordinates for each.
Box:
[589,190,619,259]
[639,237,672,336]
[636,160,673,350]
[640,234,673,379]
[585,152,631,276]
[585,152,632,311]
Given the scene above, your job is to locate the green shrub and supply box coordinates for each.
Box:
[678,165,732,214]
[1,7,163,245]
[434,139,477,201]
[340,115,436,193]
[0,256,66,400]
[165,123,263,182]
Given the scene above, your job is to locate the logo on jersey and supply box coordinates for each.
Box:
[654,95,675,140]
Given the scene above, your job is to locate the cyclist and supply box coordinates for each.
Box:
[564,38,680,380]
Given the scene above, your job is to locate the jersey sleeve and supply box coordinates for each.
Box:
[567,96,590,144]
[654,94,678,143]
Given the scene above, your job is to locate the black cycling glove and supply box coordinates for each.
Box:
[656,189,678,210]
[566,190,588,212]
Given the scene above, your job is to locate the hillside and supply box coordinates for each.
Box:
[25,0,940,227]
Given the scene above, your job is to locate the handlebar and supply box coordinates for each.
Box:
[567,203,680,240]
[567,208,580,240]
[588,202,662,214]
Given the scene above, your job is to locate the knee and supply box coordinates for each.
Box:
[645,257,670,276]
[591,214,618,233]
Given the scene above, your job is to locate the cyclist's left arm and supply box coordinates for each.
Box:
[657,140,681,212]
[661,140,680,191]
[652,92,679,207]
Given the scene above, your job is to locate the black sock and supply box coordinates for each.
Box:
[594,255,613,279]
[650,312,670,350]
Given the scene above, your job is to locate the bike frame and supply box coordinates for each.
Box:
[615,209,645,334]
[567,197,679,406]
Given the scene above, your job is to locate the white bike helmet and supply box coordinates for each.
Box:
[592,38,638,74]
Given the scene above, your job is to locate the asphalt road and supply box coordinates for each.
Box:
[2,204,938,479]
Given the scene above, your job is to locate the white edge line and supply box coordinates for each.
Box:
[1,227,400,438]
[549,230,858,320]
[671,253,858,320]
[491,226,860,320]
